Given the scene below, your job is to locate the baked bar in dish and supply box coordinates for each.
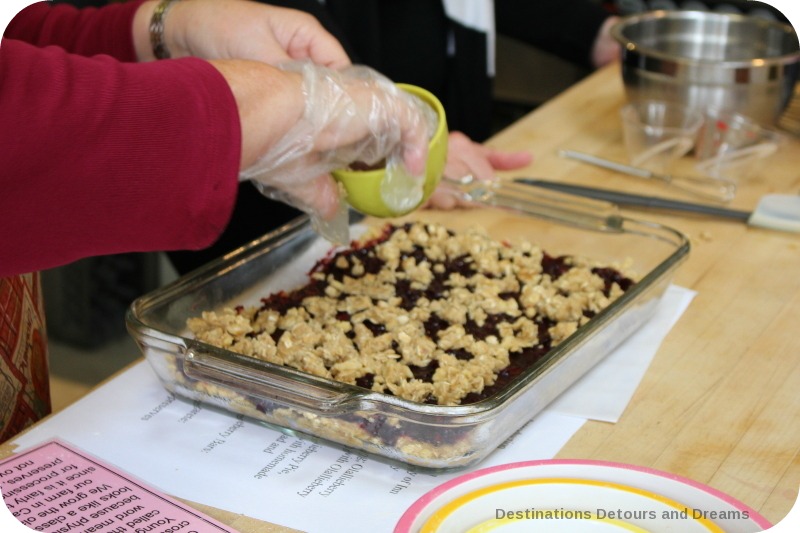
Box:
[187,221,635,407]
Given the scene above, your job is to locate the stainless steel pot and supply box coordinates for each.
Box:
[611,10,800,125]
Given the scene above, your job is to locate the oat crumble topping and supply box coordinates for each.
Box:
[187,222,634,406]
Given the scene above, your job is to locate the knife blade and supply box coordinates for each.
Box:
[513,179,800,233]
[514,178,748,220]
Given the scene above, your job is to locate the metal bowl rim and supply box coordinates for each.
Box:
[611,9,800,67]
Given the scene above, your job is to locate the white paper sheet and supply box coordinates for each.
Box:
[11,365,582,532]
[548,284,695,422]
[11,285,694,533]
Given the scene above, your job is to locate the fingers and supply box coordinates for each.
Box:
[487,149,533,170]
[261,5,351,68]
[591,16,621,69]
[428,131,534,211]
[341,68,433,176]
[237,61,435,224]
[305,67,433,176]
[256,174,342,220]
[424,184,463,210]
[282,20,351,69]
[299,38,351,70]
[161,0,351,68]
[293,174,341,220]
[444,131,532,183]
[399,122,430,177]
[443,131,494,182]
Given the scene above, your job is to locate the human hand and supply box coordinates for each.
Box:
[226,60,435,225]
[591,16,621,69]
[424,131,532,210]
[134,0,350,68]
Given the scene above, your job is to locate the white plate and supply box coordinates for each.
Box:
[395,460,770,533]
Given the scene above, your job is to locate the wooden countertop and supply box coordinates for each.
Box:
[488,63,800,526]
[4,63,798,531]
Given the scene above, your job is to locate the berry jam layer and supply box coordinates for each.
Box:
[188,222,634,407]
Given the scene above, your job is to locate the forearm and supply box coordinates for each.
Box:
[0,40,241,276]
[4,0,146,61]
[132,0,159,61]
[207,59,304,170]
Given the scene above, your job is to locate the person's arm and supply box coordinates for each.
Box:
[5,0,350,67]
[131,0,350,67]
[0,39,242,277]
[0,0,431,277]
[4,0,145,60]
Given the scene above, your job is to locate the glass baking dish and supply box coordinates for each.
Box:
[126,205,688,471]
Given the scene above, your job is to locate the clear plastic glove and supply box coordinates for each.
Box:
[239,60,437,243]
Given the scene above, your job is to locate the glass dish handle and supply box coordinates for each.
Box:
[446,176,625,232]
[183,348,354,412]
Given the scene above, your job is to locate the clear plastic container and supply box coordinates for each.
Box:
[694,108,785,183]
[126,207,689,471]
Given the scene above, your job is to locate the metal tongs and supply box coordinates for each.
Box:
[559,149,737,203]
[445,175,625,232]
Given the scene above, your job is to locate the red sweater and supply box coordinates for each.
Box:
[0,1,241,277]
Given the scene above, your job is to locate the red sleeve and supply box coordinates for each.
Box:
[0,39,241,277]
[4,0,146,61]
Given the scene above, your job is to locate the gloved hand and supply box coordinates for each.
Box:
[239,60,438,242]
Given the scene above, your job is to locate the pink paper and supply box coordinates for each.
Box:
[1,439,235,532]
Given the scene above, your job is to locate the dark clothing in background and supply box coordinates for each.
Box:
[168,0,617,275]
[315,0,613,142]
[50,0,611,275]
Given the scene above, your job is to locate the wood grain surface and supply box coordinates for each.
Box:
[489,64,800,526]
[4,63,798,531]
